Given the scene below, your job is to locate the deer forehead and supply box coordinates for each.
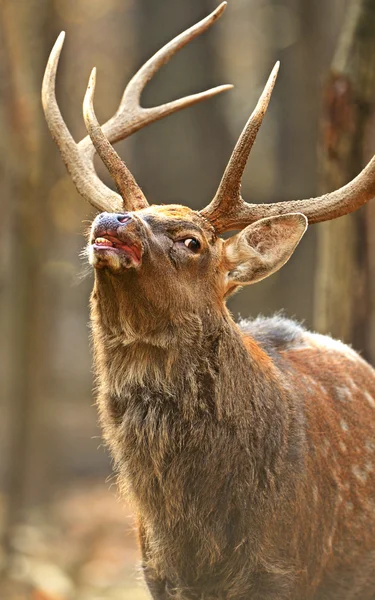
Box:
[138,204,217,239]
[142,205,196,220]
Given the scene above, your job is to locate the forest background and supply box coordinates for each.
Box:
[1,0,374,598]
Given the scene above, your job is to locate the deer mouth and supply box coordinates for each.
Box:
[92,233,142,267]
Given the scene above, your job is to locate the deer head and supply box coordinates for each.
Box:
[42,2,375,331]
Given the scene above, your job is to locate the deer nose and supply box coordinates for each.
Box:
[97,212,132,230]
[116,214,132,224]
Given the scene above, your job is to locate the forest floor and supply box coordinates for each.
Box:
[0,481,148,600]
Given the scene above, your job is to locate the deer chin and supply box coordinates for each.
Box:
[90,235,142,272]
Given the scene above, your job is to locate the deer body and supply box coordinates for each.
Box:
[92,264,375,600]
[42,4,375,598]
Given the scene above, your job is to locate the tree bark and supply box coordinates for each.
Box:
[0,0,56,554]
[314,0,375,360]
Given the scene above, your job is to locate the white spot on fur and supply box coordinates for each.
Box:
[365,440,375,453]
[318,384,327,396]
[309,378,320,388]
[339,441,347,453]
[347,379,358,391]
[302,375,315,389]
[364,391,375,408]
[340,419,349,432]
[352,465,368,483]
[336,386,352,403]
[321,439,331,456]
[346,501,354,511]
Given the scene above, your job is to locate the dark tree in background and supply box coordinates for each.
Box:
[315,0,375,362]
[0,0,57,537]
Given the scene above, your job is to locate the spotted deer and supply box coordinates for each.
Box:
[42,3,375,599]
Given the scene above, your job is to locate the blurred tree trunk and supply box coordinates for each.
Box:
[314,0,375,361]
[131,0,232,210]
[0,0,56,549]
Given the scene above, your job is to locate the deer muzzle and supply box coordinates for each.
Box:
[90,212,143,271]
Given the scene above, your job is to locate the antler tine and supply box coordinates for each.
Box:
[94,1,232,147]
[200,62,279,232]
[201,59,375,234]
[42,32,122,213]
[42,3,232,213]
[83,68,148,211]
[77,1,233,158]
[228,155,375,225]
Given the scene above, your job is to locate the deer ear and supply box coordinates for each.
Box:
[223,213,307,288]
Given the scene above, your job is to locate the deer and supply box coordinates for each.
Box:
[42,3,375,599]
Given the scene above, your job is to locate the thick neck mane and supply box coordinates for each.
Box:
[90,275,305,513]
[90,271,289,411]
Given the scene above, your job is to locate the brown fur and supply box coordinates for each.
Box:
[88,206,375,599]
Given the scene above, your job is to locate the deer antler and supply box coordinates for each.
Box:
[201,63,375,233]
[42,2,232,213]
[83,68,148,211]
[200,62,280,231]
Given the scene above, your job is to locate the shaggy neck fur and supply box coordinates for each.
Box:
[91,270,306,597]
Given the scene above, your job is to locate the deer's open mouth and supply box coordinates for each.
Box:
[92,234,142,266]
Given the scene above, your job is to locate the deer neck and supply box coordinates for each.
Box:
[92,275,221,394]
[90,274,301,547]
[90,272,283,416]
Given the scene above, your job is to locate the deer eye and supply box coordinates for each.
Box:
[182,238,201,252]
